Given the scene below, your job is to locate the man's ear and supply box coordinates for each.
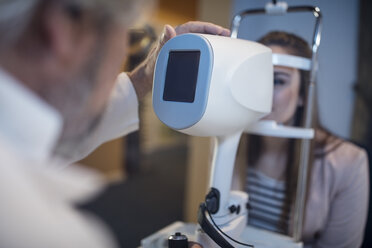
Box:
[42,3,96,69]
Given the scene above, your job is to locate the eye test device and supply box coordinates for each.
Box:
[153,33,273,137]
[153,33,273,248]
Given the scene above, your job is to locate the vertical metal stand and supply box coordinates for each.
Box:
[230,4,322,242]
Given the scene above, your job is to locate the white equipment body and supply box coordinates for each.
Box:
[152,33,275,246]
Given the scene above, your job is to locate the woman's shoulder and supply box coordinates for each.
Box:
[315,135,368,187]
[323,137,367,166]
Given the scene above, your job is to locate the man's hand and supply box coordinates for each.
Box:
[188,241,203,248]
[128,21,230,100]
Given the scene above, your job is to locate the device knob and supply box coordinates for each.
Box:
[168,232,188,248]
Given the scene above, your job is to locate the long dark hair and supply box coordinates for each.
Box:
[247,31,312,234]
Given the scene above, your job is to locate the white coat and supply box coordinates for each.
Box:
[0,69,139,248]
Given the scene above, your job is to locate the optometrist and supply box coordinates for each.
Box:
[0,0,229,247]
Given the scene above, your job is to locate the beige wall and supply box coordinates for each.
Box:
[198,0,232,28]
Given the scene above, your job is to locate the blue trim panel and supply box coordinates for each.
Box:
[153,34,213,130]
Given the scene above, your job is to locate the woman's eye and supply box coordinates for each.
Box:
[274,78,286,86]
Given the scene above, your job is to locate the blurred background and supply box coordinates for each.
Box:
[78,0,372,247]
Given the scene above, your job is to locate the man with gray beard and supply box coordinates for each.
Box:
[0,0,230,247]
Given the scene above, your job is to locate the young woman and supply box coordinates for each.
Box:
[233,31,369,247]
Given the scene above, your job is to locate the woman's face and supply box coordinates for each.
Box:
[263,45,302,124]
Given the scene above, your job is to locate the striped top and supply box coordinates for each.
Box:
[245,169,290,234]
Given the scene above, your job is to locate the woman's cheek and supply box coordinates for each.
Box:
[273,89,296,123]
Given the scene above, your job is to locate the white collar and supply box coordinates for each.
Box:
[0,68,63,161]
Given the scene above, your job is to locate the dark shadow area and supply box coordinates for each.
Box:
[80,145,188,248]
[352,0,372,247]
[361,144,372,248]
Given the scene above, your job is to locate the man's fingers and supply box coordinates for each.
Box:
[175,21,230,37]
[219,27,231,36]
[159,24,177,46]
[160,21,230,48]
[188,241,203,248]
[203,22,231,36]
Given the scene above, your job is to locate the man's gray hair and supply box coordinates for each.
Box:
[0,0,146,48]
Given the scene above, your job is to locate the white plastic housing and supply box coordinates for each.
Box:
[181,34,273,136]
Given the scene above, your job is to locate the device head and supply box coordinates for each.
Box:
[153,33,273,137]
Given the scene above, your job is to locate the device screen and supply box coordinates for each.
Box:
[163,51,201,103]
